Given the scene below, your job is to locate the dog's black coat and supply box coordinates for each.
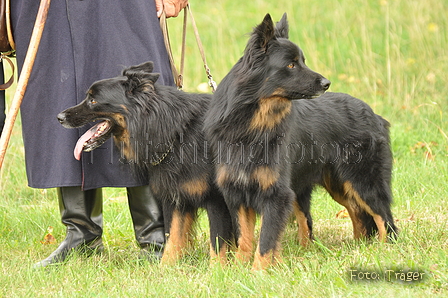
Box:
[58,62,234,264]
[204,13,397,269]
[288,93,396,240]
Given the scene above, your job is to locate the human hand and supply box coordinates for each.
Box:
[155,0,189,18]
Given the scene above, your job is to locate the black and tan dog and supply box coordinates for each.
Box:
[57,62,235,265]
[204,13,397,270]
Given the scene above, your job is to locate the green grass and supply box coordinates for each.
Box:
[1,0,447,296]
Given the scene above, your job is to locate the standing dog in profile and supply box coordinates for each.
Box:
[57,61,235,265]
[204,13,397,270]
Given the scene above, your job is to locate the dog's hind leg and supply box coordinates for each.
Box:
[252,188,294,271]
[292,186,313,246]
[323,174,366,240]
[343,181,397,242]
[161,207,196,265]
[327,189,365,240]
[205,188,235,265]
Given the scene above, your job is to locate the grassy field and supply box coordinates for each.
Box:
[1,0,447,297]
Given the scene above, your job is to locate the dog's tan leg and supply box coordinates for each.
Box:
[332,194,364,239]
[325,181,365,240]
[345,204,364,240]
[252,230,282,271]
[252,249,282,271]
[372,214,387,242]
[235,206,256,264]
[161,209,194,265]
[209,241,228,266]
[343,182,387,242]
[292,201,311,246]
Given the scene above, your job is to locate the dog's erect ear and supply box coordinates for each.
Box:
[123,62,160,84]
[250,13,276,52]
[275,13,289,39]
[123,61,155,77]
[126,61,154,74]
[123,62,160,92]
[144,73,160,84]
[136,61,154,73]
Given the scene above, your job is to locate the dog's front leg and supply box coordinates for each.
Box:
[205,190,235,265]
[252,188,294,271]
[160,208,194,265]
[234,206,256,264]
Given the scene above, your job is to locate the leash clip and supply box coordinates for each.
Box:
[160,4,216,92]
[177,74,184,90]
[205,66,216,92]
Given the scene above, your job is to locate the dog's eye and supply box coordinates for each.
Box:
[90,99,97,105]
[287,63,296,69]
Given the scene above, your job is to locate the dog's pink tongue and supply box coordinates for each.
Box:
[74,129,95,160]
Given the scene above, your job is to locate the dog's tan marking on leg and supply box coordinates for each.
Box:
[161,210,194,265]
[251,166,279,191]
[322,173,365,239]
[328,190,364,239]
[252,240,282,271]
[344,204,364,239]
[343,181,387,242]
[209,241,228,266]
[249,96,292,131]
[293,201,311,246]
[371,214,387,242]
[252,214,283,270]
[235,206,256,264]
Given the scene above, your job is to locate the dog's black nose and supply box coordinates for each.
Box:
[57,112,66,123]
[321,78,331,91]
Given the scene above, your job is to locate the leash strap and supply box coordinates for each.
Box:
[159,4,216,92]
[178,7,187,88]
[187,5,217,92]
[6,0,16,51]
[0,54,14,90]
[159,10,181,88]
[0,0,16,91]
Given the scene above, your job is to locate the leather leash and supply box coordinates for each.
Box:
[0,54,14,90]
[1,0,16,90]
[159,4,216,92]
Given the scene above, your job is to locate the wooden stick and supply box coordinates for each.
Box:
[0,0,52,169]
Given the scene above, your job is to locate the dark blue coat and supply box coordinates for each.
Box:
[11,0,174,189]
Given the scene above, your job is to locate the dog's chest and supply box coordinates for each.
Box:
[249,96,292,131]
[214,130,291,191]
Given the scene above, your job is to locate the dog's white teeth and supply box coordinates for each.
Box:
[93,122,108,138]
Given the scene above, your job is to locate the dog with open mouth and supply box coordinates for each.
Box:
[58,13,397,270]
[57,61,235,265]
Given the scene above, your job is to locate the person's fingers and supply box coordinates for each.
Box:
[164,0,188,18]
[155,0,164,18]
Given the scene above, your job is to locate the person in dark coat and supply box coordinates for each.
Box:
[11,0,188,268]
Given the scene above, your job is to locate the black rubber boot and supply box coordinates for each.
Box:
[33,187,103,268]
[127,185,165,262]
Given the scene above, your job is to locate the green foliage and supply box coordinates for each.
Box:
[1,0,446,296]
